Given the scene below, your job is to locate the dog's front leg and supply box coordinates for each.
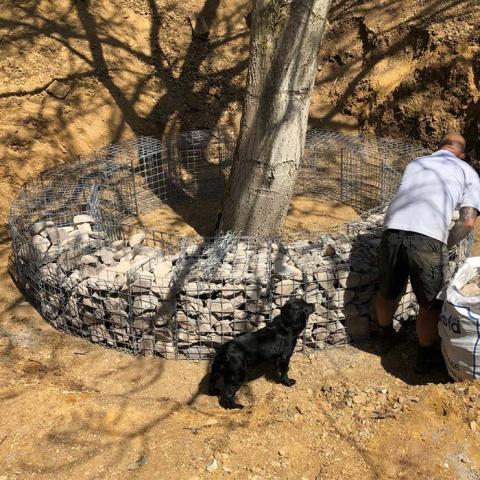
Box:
[221,384,244,409]
[276,354,296,387]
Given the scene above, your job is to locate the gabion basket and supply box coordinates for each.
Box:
[8,130,472,359]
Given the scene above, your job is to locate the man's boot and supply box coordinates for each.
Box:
[375,324,399,354]
[414,345,444,374]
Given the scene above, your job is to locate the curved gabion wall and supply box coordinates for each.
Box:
[8,130,472,359]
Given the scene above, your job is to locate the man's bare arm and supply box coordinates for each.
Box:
[447,207,478,249]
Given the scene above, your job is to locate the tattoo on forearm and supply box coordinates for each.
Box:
[447,207,478,249]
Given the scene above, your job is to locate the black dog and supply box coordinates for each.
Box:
[208,298,315,409]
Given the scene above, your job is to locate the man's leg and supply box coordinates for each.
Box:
[376,293,399,328]
[416,307,440,347]
[375,294,402,354]
[375,230,408,354]
[408,234,447,374]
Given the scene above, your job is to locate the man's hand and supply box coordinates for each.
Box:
[447,207,478,249]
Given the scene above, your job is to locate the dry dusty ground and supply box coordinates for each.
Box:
[2,0,480,478]
[137,197,360,237]
[2,240,480,480]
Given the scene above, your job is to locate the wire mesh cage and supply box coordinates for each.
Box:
[8,129,472,359]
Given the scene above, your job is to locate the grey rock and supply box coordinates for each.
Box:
[74,280,90,297]
[274,296,290,307]
[184,281,219,296]
[113,247,132,261]
[274,278,302,295]
[46,79,71,99]
[304,290,326,305]
[222,284,244,298]
[177,313,197,332]
[232,309,248,320]
[155,340,176,358]
[328,331,348,345]
[133,294,159,316]
[132,315,154,331]
[73,214,95,225]
[31,220,55,235]
[312,327,329,341]
[308,312,328,326]
[206,333,228,346]
[45,227,61,244]
[245,300,269,314]
[273,257,303,279]
[110,311,128,328]
[67,297,80,317]
[45,245,61,261]
[94,248,114,265]
[111,261,131,274]
[138,335,155,356]
[207,299,234,314]
[230,319,255,333]
[104,296,128,313]
[111,328,130,343]
[214,321,233,335]
[154,311,171,327]
[32,234,51,254]
[133,245,157,259]
[111,240,125,251]
[151,260,173,283]
[196,316,215,333]
[57,227,73,243]
[64,270,82,290]
[328,289,345,309]
[83,305,105,324]
[337,269,349,289]
[230,295,245,308]
[131,275,155,293]
[181,296,204,314]
[128,232,146,248]
[80,254,99,266]
[77,223,92,234]
[178,345,213,360]
[177,331,193,344]
[89,230,107,240]
[314,270,336,290]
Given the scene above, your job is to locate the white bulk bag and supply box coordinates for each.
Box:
[439,257,480,381]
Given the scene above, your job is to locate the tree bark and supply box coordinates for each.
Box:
[219,0,331,236]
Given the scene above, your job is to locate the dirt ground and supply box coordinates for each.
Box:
[2,0,480,479]
[2,241,480,480]
[137,197,360,236]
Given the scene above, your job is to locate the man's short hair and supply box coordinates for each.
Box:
[439,133,466,153]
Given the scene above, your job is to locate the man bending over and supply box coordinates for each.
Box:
[376,133,480,373]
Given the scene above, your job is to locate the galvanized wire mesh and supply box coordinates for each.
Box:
[8,129,471,359]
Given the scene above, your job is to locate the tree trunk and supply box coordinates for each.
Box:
[219,0,331,236]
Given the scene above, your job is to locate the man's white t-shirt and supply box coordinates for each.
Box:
[384,149,480,244]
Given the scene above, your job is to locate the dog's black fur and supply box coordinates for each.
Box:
[208,298,315,409]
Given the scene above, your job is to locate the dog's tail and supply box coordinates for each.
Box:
[208,347,226,396]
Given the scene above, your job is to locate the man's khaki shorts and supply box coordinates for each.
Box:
[378,229,448,310]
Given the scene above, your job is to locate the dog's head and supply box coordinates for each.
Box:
[278,298,315,335]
